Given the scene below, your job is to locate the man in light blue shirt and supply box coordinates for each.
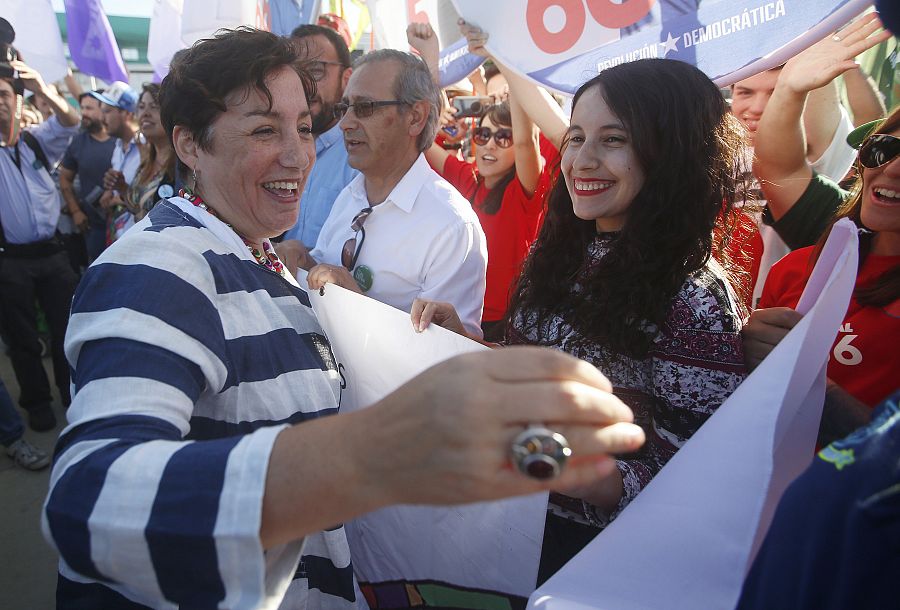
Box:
[0,59,80,432]
[91,82,140,198]
[276,24,358,272]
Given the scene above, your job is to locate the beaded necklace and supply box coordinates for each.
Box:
[180,188,285,276]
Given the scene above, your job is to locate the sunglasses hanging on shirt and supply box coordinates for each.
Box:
[341,207,373,271]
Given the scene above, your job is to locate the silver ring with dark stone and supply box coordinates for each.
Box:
[510,425,572,480]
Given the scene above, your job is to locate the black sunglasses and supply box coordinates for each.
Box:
[341,207,373,271]
[859,134,900,169]
[333,100,407,120]
[472,126,513,148]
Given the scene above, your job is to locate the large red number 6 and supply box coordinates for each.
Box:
[526,0,586,55]
[586,0,655,29]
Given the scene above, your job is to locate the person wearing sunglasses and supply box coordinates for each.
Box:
[303,48,488,337]
[410,21,550,342]
[743,17,898,445]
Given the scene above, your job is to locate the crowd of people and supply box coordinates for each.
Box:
[0,8,897,610]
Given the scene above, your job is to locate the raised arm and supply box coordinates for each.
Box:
[407,22,455,172]
[12,60,80,127]
[842,65,887,126]
[802,79,843,164]
[754,14,890,220]
[64,68,84,100]
[510,93,542,196]
[459,19,569,150]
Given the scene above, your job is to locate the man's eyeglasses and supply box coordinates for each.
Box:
[341,207,373,271]
[859,134,900,169]
[306,60,346,81]
[472,126,513,148]
[333,100,407,120]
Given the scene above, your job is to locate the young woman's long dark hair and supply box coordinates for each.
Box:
[476,102,517,215]
[507,58,746,359]
[817,106,900,307]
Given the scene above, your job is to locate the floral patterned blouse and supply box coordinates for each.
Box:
[508,234,747,527]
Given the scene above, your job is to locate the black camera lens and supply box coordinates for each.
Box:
[471,101,482,113]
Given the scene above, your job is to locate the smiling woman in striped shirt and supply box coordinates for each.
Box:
[41,27,645,610]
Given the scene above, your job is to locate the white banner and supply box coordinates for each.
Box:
[148,0,185,81]
[181,0,272,46]
[5,0,68,84]
[450,0,874,94]
[530,218,860,610]
[297,270,548,607]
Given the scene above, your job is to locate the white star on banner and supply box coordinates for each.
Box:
[660,32,679,56]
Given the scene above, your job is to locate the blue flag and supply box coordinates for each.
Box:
[64,0,128,83]
[438,38,485,88]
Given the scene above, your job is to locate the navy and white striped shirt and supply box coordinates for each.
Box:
[43,197,356,609]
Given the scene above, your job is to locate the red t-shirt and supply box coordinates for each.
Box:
[724,216,763,310]
[759,246,900,407]
[441,155,551,321]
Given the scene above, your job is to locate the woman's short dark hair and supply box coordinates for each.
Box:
[507,58,747,359]
[160,27,316,165]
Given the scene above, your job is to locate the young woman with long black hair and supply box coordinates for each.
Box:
[413,57,750,580]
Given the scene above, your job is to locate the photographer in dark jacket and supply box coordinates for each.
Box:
[0,19,80,431]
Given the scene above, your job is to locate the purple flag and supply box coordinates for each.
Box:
[64,0,128,83]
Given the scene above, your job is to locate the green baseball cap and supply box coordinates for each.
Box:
[846,118,884,149]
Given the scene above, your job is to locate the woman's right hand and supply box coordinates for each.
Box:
[365,347,646,506]
[411,298,467,336]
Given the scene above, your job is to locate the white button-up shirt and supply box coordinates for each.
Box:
[311,154,488,337]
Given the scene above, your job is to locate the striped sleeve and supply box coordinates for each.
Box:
[42,228,301,609]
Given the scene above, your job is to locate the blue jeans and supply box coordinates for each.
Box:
[0,376,24,447]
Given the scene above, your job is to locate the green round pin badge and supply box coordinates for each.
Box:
[353,265,373,292]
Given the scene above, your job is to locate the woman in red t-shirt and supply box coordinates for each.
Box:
[426,100,550,340]
[745,97,900,444]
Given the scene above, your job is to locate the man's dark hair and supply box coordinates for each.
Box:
[290,24,351,67]
[78,90,103,103]
[160,27,316,171]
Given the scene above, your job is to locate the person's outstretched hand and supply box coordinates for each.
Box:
[779,13,891,96]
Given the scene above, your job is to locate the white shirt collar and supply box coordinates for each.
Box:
[348,153,430,214]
